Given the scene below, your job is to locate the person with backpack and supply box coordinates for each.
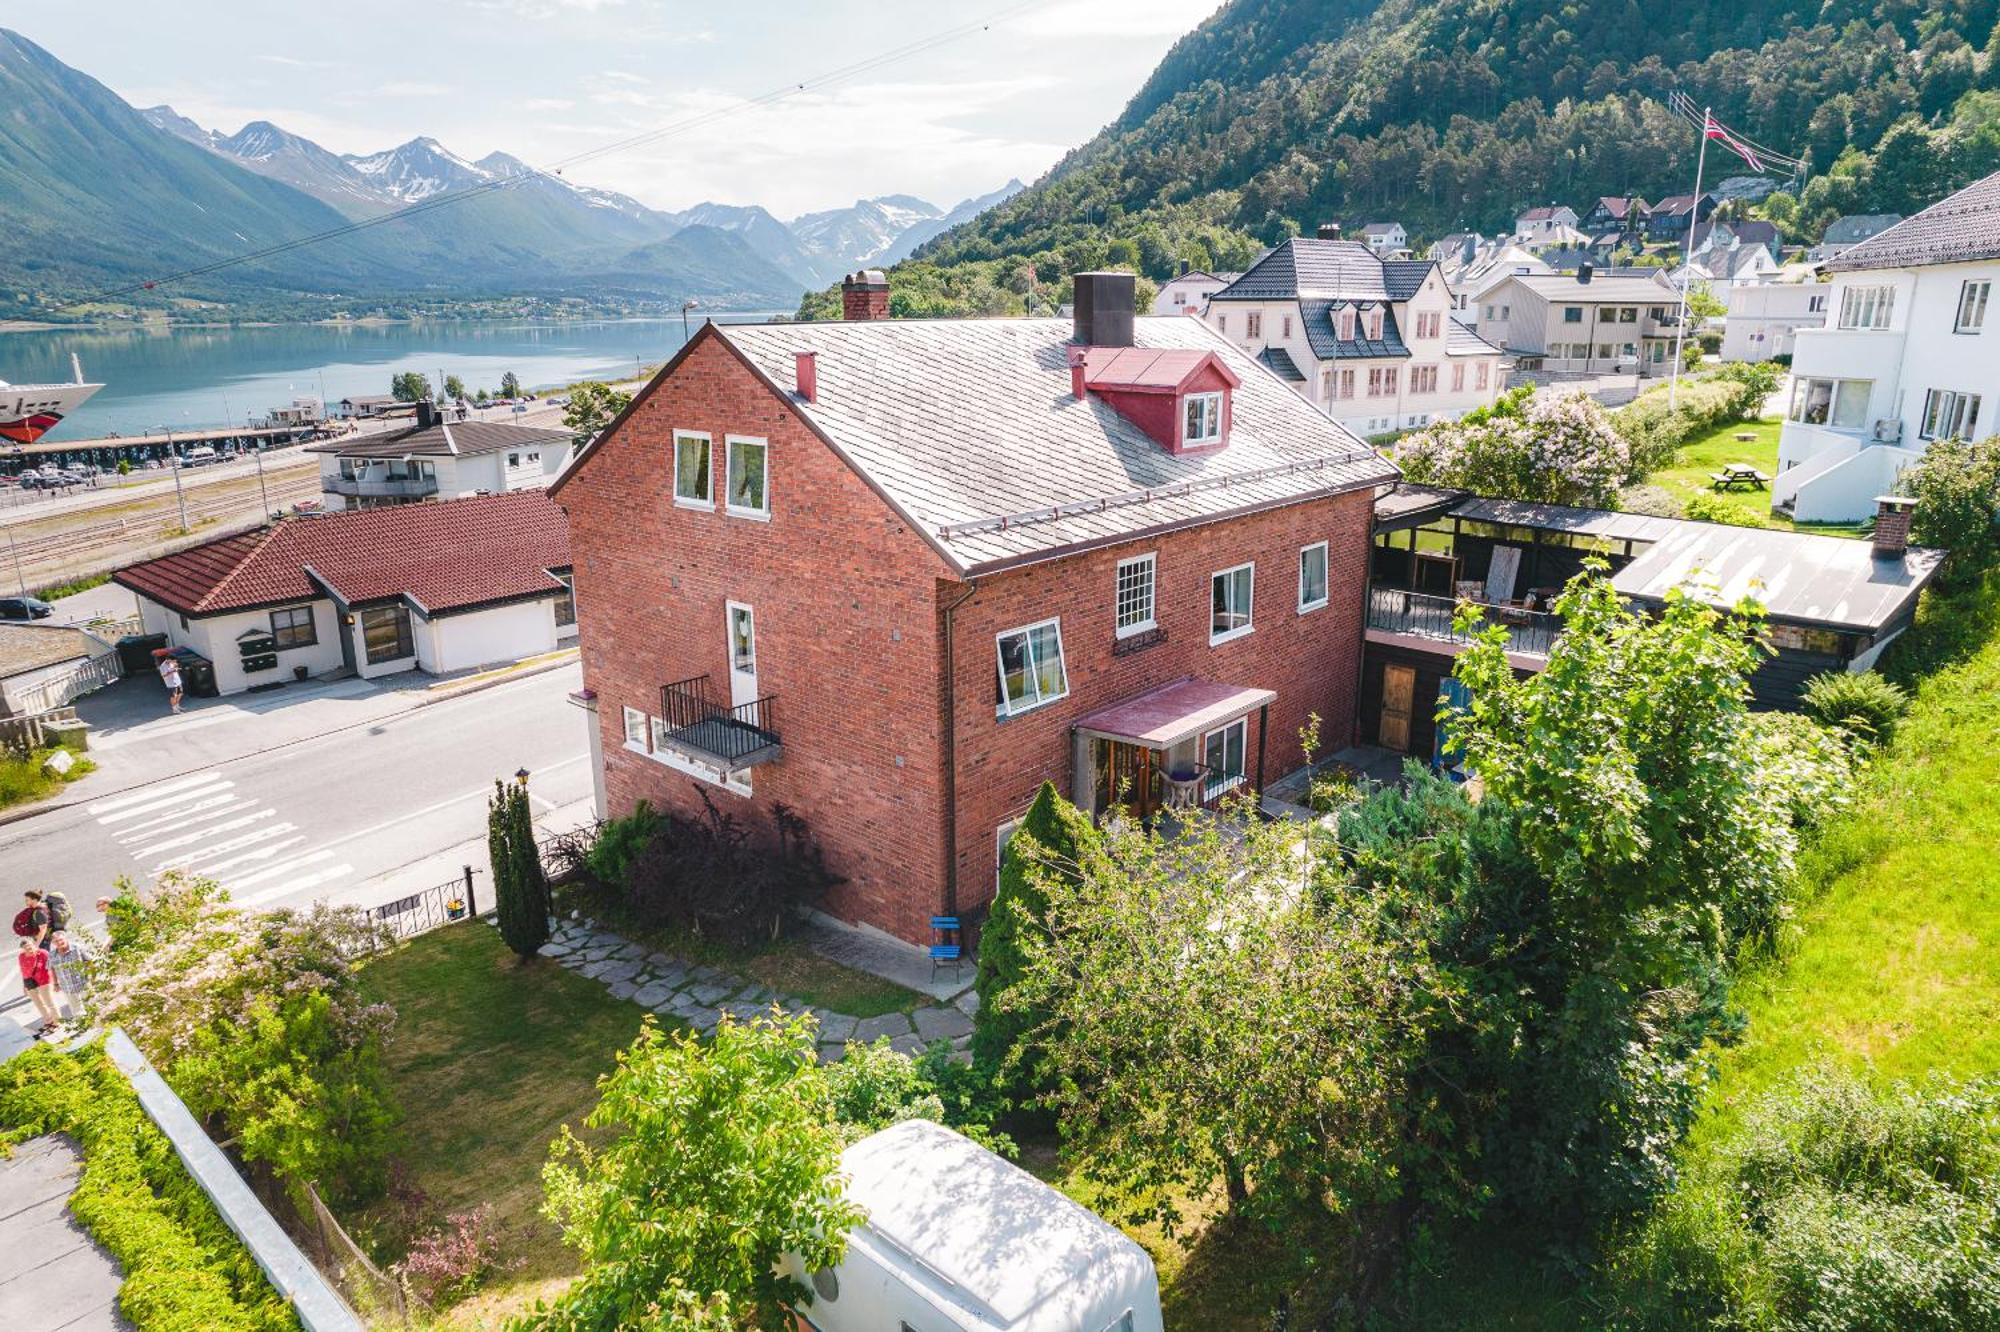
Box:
[12,889,70,949]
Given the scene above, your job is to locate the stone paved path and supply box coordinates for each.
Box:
[517,916,980,1064]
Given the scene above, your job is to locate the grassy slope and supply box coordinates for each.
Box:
[1642,416,1868,537]
[352,925,653,1328]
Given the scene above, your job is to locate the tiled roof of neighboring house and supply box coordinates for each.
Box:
[115,490,571,617]
[1444,319,1503,357]
[1819,213,1902,247]
[697,316,1397,574]
[1517,206,1573,222]
[1652,194,1707,216]
[1502,272,1679,302]
[1257,346,1306,381]
[0,624,102,678]
[1707,246,1776,280]
[1826,171,2000,272]
[1360,222,1403,237]
[1210,238,1435,304]
[1593,195,1649,218]
[310,420,573,460]
[1298,299,1410,359]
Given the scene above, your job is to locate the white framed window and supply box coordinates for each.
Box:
[1837,284,1894,330]
[1245,312,1263,339]
[1215,313,1227,334]
[1956,280,1990,334]
[725,436,769,518]
[1338,307,1357,340]
[1411,365,1438,393]
[1114,554,1156,637]
[1452,361,1466,392]
[1920,389,1982,441]
[1298,542,1328,612]
[1367,367,1397,397]
[1210,562,1254,644]
[995,618,1068,717]
[1789,377,1872,429]
[673,431,711,508]
[1183,392,1223,446]
[1367,308,1384,339]
[1203,717,1247,799]
[1331,368,1355,399]
[622,705,648,749]
[1281,314,1293,339]
[1476,361,1490,390]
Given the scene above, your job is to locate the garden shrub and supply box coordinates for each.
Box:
[0,1044,299,1332]
[582,801,662,887]
[490,778,550,959]
[1612,369,1769,477]
[1681,491,1769,527]
[1618,483,1686,518]
[824,1037,1015,1157]
[1902,436,2000,578]
[1801,670,1911,747]
[618,789,843,948]
[396,1205,517,1306]
[1394,389,1630,506]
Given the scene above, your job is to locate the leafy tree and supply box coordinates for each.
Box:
[1007,795,1429,1235]
[1394,390,1630,505]
[475,387,490,404]
[489,778,549,959]
[1684,287,1727,321]
[970,781,1096,1100]
[561,381,632,440]
[1903,436,2000,577]
[390,371,432,403]
[824,1037,1014,1157]
[115,458,131,476]
[523,1014,862,1332]
[499,371,522,399]
[443,374,467,401]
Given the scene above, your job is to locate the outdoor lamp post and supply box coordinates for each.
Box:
[515,766,531,786]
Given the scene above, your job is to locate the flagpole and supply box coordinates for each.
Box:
[1668,103,1711,413]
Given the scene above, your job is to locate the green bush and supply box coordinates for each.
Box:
[583,801,662,887]
[1613,372,1766,477]
[1903,437,2000,578]
[1681,491,1770,527]
[824,1037,1014,1157]
[490,778,550,959]
[1802,671,1911,746]
[0,1044,299,1332]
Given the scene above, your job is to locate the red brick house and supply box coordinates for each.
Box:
[553,272,1397,945]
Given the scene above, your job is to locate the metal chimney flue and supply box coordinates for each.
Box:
[1317,222,1342,241]
[1072,271,1135,348]
[1577,261,1595,284]
[415,399,439,430]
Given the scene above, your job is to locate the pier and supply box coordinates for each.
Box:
[0,422,330,473]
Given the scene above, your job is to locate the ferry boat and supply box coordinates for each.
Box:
[0,355,103,444]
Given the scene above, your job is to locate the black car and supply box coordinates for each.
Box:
[0,596,54,621]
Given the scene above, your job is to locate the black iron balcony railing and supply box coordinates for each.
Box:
[1366,585,1560,658]
[657,675,782,772]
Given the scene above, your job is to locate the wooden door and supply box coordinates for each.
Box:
[1096,741,1158,819]
[1379,664,1415,751]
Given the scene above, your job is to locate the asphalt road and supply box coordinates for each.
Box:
[0,664,593,997]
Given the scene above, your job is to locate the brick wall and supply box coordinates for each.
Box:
[557,331,956,943]
[946,485,1376,918]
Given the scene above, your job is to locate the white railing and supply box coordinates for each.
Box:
[11,651,123,716]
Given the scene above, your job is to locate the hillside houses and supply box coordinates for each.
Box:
[1473,267,1686,377]
[1203,233,1506,435]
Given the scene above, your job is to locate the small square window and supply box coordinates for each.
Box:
[726,436,769,518]
[996,619,1067,716]
[673,432,711,507]
[622,706,649,748]
[1298,542,1328,612]
[1183,392,1223,446]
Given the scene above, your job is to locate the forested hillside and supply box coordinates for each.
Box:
[803,0,2000,316]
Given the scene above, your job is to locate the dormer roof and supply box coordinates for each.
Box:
[1080,346,1241,395]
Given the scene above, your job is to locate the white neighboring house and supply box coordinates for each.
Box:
[1203,236,1506,436]
[1515,205,1580,243]
[1474,268,1686,378]
[308,405,574,510]
[779,1119,1164,1332]
[1360,221,1408,256]
[1437,239,1552,315]
[1150,268,1241,316]
[1722,280,1830,362]
[113,491,576,697]
[1806,213,1903,265]
[1774,170,2000,523]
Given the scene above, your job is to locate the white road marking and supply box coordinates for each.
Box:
[112,794,247,840]
[233,863,355,907]
[132,809,276,857]
[97,780,235,826]
[88,771,225,815]
[191,835,309,879]
[225,849,335,893]
[302,753,590,857]
[156,822,297,872]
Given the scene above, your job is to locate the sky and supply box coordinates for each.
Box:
[8,0,1223,219]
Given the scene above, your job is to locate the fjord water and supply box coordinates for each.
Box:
[2,316,773,439]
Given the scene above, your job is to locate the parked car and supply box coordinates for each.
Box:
[0,596,54,621]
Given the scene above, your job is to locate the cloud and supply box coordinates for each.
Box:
[524,97,577,111]
[375,81,452,98]
[257,54,339,71]
[462,0,625,16]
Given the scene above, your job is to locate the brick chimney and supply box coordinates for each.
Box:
[794,351,817,403]
[841,269,889,321]
[1072,271,1135,348]
[1873,495,1916,559]
[1317,222,1341,240]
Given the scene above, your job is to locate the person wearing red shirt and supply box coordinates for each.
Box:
[17,938,59,1038]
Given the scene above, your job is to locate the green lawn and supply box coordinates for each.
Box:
[0,748,96,811]
[351,924,654,1328]
[1639,416,1868,537]
[553,882,923,1018]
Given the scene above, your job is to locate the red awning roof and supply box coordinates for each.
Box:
[1074,677,1276,749]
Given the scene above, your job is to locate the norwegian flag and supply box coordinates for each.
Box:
[1703,113,1767,172]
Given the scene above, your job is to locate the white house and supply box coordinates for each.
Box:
[1204,234,1507,436]
[113,490,576,696]
[0,623,119,717]
[307,405,574,510]
[1437,238,1551,315]
[1150,268,1241,316]
[1774,171,2000,523]
[1807,213,1903,265]
[1474,268,1686,378]
[779,1120,1164,1332]
[1722,280,1830,362]
[1359,221,1408,256]
[1514,205,1580,243]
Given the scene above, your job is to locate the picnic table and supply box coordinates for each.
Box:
[1709,462,1771,491]
[1732,430,1758,443]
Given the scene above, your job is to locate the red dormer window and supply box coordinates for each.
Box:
[1077,347,1241,455]
[1184,392,1223,446]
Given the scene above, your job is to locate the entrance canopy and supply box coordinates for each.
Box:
[1074,677,1276,751]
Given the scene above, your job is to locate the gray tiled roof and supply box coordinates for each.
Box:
[1382,260,1431,300]
[1499,272,1680,302]
[1299,300,1409,359]
[1820,213,1902,247]
[1826,172,2000,272]
[717,317,1396,573]
[1444,319,1502,356]
[314,420,573,459]
[1211,238,1434,303]
[1257,346,1306,381]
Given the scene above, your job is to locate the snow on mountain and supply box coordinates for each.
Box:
[869,179,1025,265]
[789,195,944,281]
[342,136,488,204]
[139,104,219,150]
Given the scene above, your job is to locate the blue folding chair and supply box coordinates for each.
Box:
[929,916,962,981]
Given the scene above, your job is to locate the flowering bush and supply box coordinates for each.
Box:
[397,1206,516,1305]
[1394,390,1630,506]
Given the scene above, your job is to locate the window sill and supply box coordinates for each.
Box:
[1298,599,1328,615]
[1112,625,1165,656]
[1209,625,1254,647]
[995,692,1068,722]
[672,496,713,512]
[725,506,772,522]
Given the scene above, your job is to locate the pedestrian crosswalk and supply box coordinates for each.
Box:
[88,768,356,909]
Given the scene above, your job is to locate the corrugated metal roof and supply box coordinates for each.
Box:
[717,317,1397,574]
[313,420,572,460]
[1451,496,1686,542]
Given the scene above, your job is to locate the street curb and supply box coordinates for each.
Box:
[0,654,581,832]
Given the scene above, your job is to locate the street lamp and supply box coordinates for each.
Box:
[681,299,698,344]
[514,766,531,786]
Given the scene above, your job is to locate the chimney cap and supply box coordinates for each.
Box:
[843,269,889,289]
[1316,222,1341,240]
[1875,495,1917,511]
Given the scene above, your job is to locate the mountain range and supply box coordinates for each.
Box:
[0,28,1020,317]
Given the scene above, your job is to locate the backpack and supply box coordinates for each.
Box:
[10,907,32,939]
[44,892,70,933]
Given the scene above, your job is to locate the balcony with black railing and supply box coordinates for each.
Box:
[657,674,782,774]
[1366,585,1560,658]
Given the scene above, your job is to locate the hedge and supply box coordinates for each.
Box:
[0,1043,300,1332]
[1613,372,1769,477]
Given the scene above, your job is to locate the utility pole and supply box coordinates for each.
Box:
[6,526,25,595]
[1668,103,1712,414]
[252,444,271,518]
[162,426,188,532]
